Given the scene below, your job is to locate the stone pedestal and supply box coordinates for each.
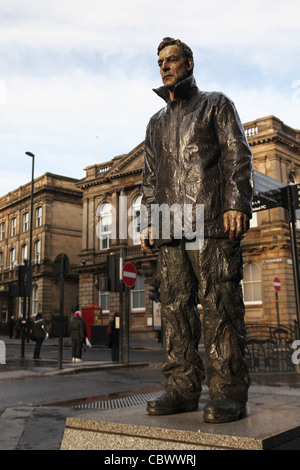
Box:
[61,391,300,450]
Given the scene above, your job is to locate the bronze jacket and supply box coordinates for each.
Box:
[141,74,253,242]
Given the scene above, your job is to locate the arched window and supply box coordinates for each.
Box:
[242,262,262,304]
[131,274,145,311]
[132,195,142,245]
[98,203,112,250]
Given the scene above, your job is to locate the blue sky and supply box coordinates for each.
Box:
[0,0,300,197]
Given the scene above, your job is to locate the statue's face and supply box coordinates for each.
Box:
[158,45,192,89]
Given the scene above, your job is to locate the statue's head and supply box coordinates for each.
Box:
[157,37,194,75]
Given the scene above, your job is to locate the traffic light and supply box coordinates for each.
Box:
[149,279,161,302]
[95,276,109,291]
[18,263,33,297]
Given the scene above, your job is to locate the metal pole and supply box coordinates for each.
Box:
[125,286,130,364]
[275,291,280,329]
[21,261,28,358]
[58,255,65,370]
[25,152,35,323]
[118,249,124,363]
[287,185,300,340]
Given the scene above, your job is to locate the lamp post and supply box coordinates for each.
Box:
[25,152,35,320]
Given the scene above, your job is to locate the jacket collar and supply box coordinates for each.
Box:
[153,74,198,103]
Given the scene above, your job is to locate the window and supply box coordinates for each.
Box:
[99,291,109,312]
[0,222,5,241]
[243,263,262,304]
[131,195,142,245]
[21,244,28,264]
[0,252,3,272]
[9,248,15,270]
[98,203,112,250]
[36,207,42,227]
[34,240,41,264]
[32,285,39,316]
[249,212,258,228]
[23,212,29,232]
[131,274,145,310]
[11,217,17,237]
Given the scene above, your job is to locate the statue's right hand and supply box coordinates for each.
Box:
[140,227,155,254]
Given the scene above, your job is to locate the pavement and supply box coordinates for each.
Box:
[0,334,165,380]
[2,335,300,450]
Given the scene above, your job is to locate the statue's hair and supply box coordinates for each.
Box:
[157,37,194,73]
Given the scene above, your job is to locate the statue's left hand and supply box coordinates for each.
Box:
[223,210,249,240]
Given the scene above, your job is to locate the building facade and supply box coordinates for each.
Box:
[243,115,300,328]
[76,115,300,339]
[0,173,83,330]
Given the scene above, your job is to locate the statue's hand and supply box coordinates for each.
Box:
[223,211,249,240]
[140,226,155,254]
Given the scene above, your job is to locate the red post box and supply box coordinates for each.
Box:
[81,305,103,341]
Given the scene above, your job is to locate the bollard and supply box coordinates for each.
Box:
[0,340,6,364]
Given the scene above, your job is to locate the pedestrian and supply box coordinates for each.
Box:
[7,316,15,339]
[32,313,48,359]
[80,315,88,352]
[15,315,22,339]
[70,311,84,362]
[141,37,253,423]
[107,313,119,362]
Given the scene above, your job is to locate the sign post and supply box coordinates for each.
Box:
[273,277,281,330]
[122,262,137,364]
[252,171,300,338]
[122,262,137,288]
[54,253,70,369]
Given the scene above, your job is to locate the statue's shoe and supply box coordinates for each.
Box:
[147,391,199,416]
[203,397,246,423]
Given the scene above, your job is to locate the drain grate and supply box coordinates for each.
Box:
[73,391,164,410]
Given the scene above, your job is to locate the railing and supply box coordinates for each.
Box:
[244,125,258,138]
[245,323,297,373]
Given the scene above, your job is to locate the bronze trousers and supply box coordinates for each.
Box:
[158,238,250,403]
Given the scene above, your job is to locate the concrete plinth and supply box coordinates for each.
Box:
[60,391,300,450]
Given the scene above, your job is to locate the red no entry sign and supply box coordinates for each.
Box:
[273,277,281,292]
[122,262,137,288]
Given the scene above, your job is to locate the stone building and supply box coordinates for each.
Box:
[76,115,300,339]
[0,173,82,329]
[243,115,300,329]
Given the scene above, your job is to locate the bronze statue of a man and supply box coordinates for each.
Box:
[141,37,253,423]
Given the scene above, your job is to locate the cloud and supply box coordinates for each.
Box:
[0,0,299,198]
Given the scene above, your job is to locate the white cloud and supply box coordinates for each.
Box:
[0,0,299,197]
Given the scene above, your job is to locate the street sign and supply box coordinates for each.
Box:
[291,184,300,210]
[253,170,285,194]
[122,262,137,288]
[54,253,70,278]
[273,277,281,292]
[252,170,287,212]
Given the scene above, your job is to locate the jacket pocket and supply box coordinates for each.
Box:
[185,179,220,221]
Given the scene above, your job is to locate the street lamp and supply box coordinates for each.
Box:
[25,152,35,319]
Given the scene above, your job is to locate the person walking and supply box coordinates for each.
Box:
[70,311,85,363]
[32,313,48,359]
